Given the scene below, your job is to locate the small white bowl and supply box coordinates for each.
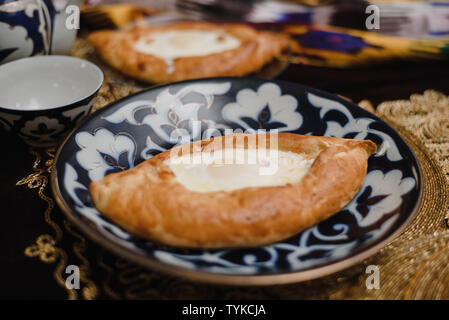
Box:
[0,55,104,147]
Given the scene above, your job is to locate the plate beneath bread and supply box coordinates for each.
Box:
[52,78,422,285]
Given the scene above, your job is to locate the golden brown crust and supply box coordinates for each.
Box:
[90,133,377,248]
[87,22,289,83]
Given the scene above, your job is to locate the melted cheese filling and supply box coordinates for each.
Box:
[165,148,315,193]
[134,30,241,73]
[134,30,241,59]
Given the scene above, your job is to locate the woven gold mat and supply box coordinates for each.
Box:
[19,73,449,299]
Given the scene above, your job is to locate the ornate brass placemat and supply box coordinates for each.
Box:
[18,77,449,299]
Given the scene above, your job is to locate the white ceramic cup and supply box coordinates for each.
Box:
[0,55,104,147]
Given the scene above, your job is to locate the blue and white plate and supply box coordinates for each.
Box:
[52,78,422,285]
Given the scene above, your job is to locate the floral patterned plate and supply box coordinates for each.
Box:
[52,77,422,285]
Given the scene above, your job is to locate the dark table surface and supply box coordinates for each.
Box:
[2,60,449,299]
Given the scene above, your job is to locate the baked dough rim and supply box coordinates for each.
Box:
[87,22,290,83]
[89,133,377,249]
